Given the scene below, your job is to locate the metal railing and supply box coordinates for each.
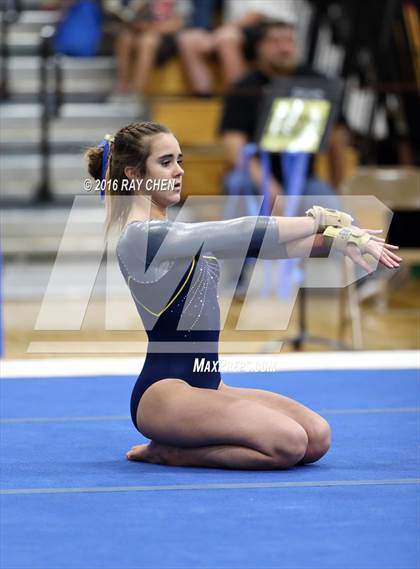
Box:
[35,24,63,203]
[0,0,22,99]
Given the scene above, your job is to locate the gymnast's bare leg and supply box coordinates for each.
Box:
[126,378,309,470]
[217,381,331,464]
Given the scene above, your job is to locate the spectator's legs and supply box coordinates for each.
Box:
[114,29,136,92]
[177,29,215,94]
[213,25,247,87]
[131,31,161,93]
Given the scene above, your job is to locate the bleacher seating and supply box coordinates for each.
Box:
[2,9,228,205]
[1,9,129,200]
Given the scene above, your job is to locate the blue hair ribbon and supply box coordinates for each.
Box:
[98,134,114,200]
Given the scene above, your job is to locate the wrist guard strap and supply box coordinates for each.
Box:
[323,226,371,253]
[306,205,354,233]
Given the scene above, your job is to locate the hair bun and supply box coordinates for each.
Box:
[85,146,104,181]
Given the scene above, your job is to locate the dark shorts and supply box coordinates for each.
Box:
[156,33,177,65]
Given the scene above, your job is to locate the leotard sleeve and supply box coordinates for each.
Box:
[118,216,288,265]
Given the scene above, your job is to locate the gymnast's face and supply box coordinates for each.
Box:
[143,133,184,208]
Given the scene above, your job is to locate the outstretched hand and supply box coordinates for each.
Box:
[344,229,402,273]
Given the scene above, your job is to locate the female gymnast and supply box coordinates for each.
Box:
[86,121,401,470]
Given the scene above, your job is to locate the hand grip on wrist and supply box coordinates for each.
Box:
[306,205,354,233]
[323,226,371,253]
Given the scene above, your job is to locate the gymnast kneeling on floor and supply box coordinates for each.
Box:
[85,121,401,470]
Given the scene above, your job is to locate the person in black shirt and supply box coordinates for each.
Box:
[219,20,349,211]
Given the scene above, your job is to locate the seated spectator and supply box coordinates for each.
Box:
[177,0,294,94]
[219,19,349,211]
[189,0,219,30]
[108,0,192,104]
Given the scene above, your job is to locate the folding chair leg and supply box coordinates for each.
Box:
[338,286,348,345]
[338,261,363,349]
[345,262,363,349]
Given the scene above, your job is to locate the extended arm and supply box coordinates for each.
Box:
[119,202,359,263]
[117,211,401,286]
[120,215,319,264]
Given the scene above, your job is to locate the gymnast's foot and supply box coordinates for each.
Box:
[126,443,150,461]
[126,441,179,465]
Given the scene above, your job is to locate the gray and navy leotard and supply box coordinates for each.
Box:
[116,215,287,431]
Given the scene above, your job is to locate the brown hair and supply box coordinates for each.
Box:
[85,121,171,235]
[253,19,296,46]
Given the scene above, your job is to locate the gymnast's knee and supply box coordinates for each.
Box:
[269,425,309,469]
[302,417,332,464]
